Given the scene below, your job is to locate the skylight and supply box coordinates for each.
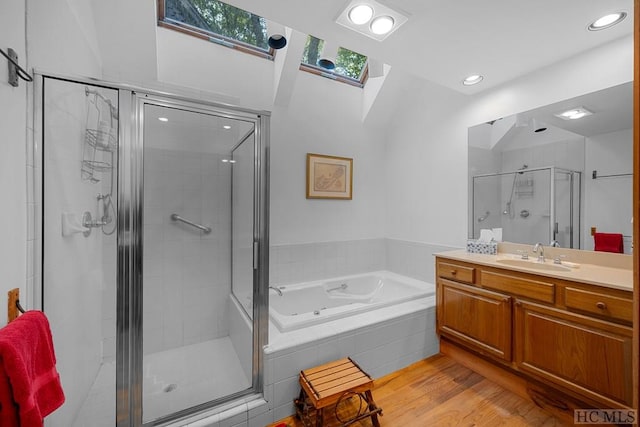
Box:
[300,35,369,87]
[158,0,273,59]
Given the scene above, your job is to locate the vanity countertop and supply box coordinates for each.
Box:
[435,249,633,292]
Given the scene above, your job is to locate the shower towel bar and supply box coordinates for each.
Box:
[591,170,632,179]
[170,214,211,234]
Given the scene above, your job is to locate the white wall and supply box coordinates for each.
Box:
[0,0,27,326]
[584,128,634,252]
[270,71,387,245]
[156,27,272,109]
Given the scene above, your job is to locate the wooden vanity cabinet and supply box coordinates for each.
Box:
[435,256,633,410]
[514,300,633,407]
[439,279,512,361]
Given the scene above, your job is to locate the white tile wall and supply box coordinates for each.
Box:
[385,239,460,283]
[270,238,386,286]
[143,147,231,354]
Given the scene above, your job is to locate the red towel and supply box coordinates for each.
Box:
[0,311,65,427]
[594,232,624,253]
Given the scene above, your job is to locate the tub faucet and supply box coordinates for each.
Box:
[268,286,283,296]
[532,242,545,262]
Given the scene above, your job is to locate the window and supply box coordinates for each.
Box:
[158,0,273,59]
[300,36,369,87]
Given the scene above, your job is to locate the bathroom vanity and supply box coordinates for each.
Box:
[435,248,633,415]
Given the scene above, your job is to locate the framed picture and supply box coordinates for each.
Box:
[306,153,353,200]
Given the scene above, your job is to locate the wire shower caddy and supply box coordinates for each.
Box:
[82,87,118,183]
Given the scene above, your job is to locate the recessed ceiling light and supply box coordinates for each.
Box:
[555,107,593,120]
[223,125,231,129]
[348,5,374,25]
[336,0,408,41]
[221,159,229,163]
[370,16,394,35]
[588,12,626,31]
[463,75,483,86]
[158,117,168,122]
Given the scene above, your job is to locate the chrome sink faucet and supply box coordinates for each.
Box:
[533,242,545,262]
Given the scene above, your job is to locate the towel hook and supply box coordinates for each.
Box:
[7,288,26,323]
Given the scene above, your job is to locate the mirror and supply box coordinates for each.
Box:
[468,82,633,253]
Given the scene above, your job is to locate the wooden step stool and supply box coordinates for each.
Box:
[294,358,382,427]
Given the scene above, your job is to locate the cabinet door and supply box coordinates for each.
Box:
[439,279,512,361]
[514,300,633,407]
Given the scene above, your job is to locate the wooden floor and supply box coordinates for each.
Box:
[268,354,569,427]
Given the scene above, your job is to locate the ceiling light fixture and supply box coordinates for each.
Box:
[555,107,593,120]
[348,4,374,25]
[267,34,287,49]
[462,75,483,86]
[370,16,394,35]
[336,0,408,41]
[317,58,336,70]
[531,118,547,133]
[223,125,231,129]
[588,12,627,31]
[158,117,168,122]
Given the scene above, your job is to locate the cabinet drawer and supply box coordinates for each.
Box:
[565,287,632,323]
[438,261,475,284]
[480,270,554,304]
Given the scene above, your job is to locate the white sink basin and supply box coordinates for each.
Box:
[495,258,572,272]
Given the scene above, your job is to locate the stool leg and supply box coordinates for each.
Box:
[315,407,323,427]
[364,391,381,427]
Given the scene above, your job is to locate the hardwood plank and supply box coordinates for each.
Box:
[270,354,571,427]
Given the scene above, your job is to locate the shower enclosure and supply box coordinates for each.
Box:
[37,75,269,426]
[471,166,581,248]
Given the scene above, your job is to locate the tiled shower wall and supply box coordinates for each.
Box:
[142,147,231,354]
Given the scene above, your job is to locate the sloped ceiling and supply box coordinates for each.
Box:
[225,0,633,94]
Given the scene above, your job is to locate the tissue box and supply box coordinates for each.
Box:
[466,239,497,255]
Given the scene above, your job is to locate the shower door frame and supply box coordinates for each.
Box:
[33,73,270,427]
[123,92,270,426]
[470,166,581,248]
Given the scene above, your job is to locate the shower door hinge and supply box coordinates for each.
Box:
[253,241,259,270]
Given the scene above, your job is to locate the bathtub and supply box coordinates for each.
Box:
[269,271,435,332]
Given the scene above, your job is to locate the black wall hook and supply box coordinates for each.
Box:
[1,47,33,87]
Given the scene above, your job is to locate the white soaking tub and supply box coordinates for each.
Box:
[269,271,435,332]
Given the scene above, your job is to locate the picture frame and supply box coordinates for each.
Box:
[306,153,353,200]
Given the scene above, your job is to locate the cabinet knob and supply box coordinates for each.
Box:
[596,301,607,310]
[450,270,457,276]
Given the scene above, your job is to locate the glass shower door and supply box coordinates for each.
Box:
[41,77,118,427]
[140,101,256,423]
[553,169,581,248]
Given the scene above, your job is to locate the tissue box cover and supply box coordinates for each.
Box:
[466,239,497,255]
